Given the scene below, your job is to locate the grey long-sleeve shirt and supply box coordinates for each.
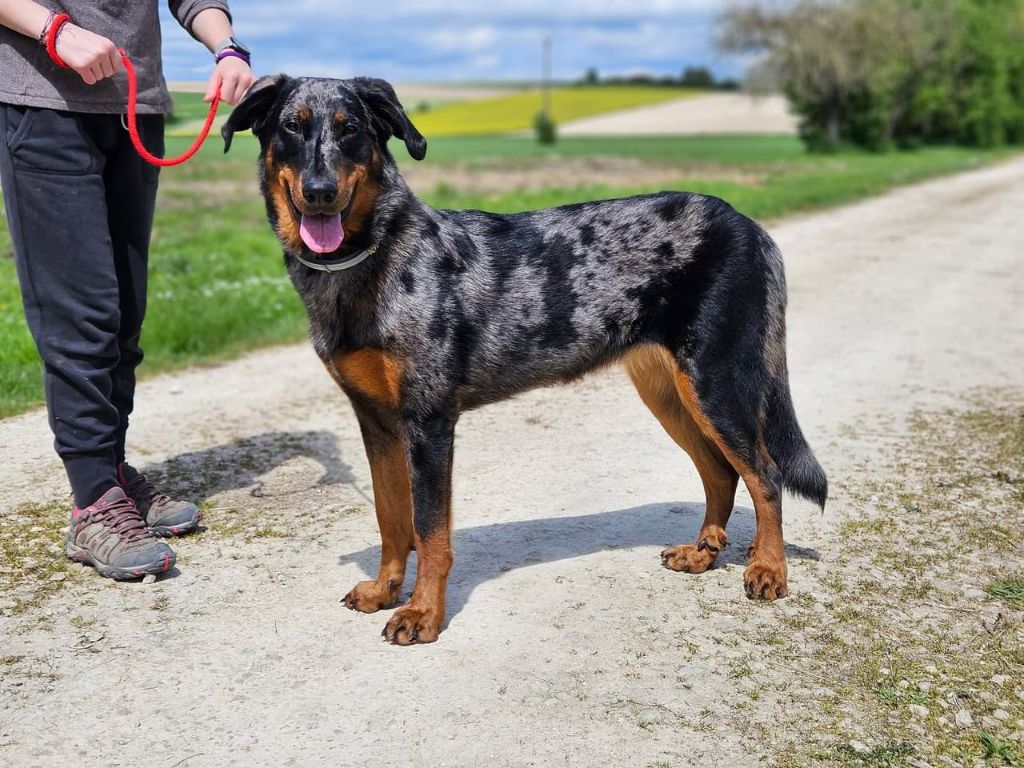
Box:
[0,1,231,114]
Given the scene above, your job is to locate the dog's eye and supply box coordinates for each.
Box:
[282,119,301,134]
[339,122,358,137]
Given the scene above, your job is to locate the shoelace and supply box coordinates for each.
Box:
[123,472,170,508]
[81,497,151,543]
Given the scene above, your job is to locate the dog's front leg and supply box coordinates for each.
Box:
[343,407,414,613]
[382,411,456,645]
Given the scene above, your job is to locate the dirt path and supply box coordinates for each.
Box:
[560,93,798,136]
[1,159,1022,767]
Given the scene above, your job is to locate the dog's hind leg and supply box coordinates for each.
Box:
[669,361,790,601]
[343,404,416,613]
[626,346,738,575]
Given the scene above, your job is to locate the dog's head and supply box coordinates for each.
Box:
[223,75,426,254]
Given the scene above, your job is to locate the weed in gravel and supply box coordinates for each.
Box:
[832,741,916,768]
[0,499,72,614]
[986,576,1024,604]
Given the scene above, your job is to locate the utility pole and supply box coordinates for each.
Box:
[541,34,552,118]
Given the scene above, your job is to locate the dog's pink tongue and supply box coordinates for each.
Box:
[299,213,344,253]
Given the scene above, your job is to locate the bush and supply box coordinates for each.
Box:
[533,111,557,145]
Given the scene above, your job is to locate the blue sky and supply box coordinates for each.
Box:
[159,0,744,83]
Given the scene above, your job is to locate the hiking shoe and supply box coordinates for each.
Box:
[119,463,202,537]
[64,487,175,580]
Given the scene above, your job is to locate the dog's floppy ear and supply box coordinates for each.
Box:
[350,77,427,161]
[222,74,292,152]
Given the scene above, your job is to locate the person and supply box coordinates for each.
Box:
[0,1,257,579]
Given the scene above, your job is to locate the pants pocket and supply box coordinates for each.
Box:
[7,107,97,175]
[3,104,37,151]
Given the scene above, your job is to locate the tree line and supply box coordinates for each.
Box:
[578,66,740,91]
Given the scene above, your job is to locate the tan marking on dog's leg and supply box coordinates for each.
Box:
[625,346,738,574]
[382,529,452,645]
[671,364,788,599]
[740,473,788,600]
[342,433,415,613]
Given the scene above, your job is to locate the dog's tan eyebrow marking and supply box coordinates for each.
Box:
[297,106,312,122]
[334,111,347,124]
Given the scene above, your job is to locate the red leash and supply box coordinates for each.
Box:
[46,13,220,167]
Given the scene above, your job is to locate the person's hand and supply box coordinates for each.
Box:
[54,24,122,85]
[205,56,257,105]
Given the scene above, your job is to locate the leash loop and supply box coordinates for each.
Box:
[120,53,220,167]
[45,14,220,167]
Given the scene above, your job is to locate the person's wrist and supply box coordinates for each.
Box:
[213,35,251,66]
[37,9,56,46]
[215,49,250,67]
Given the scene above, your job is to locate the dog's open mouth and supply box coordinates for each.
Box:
[289,185,358,254]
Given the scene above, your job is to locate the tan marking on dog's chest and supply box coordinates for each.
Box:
[331,349,404,408]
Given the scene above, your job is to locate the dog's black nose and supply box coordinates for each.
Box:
[302,179,338,208]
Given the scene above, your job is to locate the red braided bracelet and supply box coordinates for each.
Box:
[44,12,71,68]
[41,13,221,168]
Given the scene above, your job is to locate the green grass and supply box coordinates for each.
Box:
[409,86,697,136]
[986,576,1024,604]
[0,131,1014,417]
[167,91,213,127]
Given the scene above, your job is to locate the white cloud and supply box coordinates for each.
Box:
[424,25,499,54]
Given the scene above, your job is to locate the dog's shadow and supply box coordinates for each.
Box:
[140,430,359,504]
[337,502,820,624]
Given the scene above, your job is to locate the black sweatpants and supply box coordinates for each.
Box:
[0,105,164,508]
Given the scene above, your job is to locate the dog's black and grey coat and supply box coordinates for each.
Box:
[224,76,827,645]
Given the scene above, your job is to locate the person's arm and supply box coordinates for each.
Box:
[168,4,256,106]
[0,0,122,85]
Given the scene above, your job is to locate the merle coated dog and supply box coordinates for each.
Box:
[223,76,827,645]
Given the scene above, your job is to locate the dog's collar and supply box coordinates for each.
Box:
[292,243,378,273]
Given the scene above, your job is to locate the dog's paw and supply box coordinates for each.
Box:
[743,559,789,601]
[342,579,399,613]
[661,543,717,573]
[382,603,443,645]
[662,534,725,573]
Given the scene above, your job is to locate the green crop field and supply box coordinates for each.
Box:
[0,125,1012,418]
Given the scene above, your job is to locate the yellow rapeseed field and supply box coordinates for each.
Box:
[409,86,698,136]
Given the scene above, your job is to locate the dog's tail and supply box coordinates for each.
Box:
[763,373,828,510]
[759,234,828,511]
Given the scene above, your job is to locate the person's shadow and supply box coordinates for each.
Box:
[139,430,360,505]
[337,502,820,624]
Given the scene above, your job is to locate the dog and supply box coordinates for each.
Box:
[222,76,827,645]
